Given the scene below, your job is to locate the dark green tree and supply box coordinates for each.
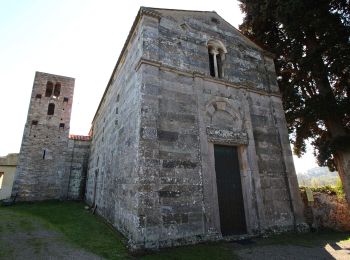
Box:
[238,0,350,202]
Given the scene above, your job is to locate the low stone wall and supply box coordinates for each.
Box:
[301,189,350,231]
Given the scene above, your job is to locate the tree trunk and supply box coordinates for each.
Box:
[305,32,350,204]
[334,151,350,203]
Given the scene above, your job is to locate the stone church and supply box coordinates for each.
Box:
[12,7,305,249]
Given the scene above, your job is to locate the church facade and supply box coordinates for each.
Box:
[13,7,306,249]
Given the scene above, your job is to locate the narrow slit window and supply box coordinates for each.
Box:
[116,107,118,114]
[117,94,120,102]
[42,149,46,159]
[47,103,55,115]
[54,83,61,97]
[45,81,53,97]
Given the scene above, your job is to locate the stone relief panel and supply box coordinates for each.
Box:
[205,99,248,145]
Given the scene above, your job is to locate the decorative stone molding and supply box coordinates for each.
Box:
[135,58,282,98]
[206,127,248,145]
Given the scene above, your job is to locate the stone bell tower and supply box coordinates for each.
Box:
[12,71,75,200]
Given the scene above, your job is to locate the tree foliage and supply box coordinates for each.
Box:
[238,0,350,170]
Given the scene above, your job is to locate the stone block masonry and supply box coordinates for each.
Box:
[84,7,306,250]
[12,7,307,251]
[13,72,76,200]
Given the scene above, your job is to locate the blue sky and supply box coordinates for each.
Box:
[0,0,317,173]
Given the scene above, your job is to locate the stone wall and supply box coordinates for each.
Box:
[85,7,305,250]
[12,72,75,201]
[301,190,350,231]
[85,14,144,243]
[66,136,91,200]
[0,153,18,200]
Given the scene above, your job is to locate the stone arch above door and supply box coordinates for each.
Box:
[205,98,248,145]
[206,99,243,131]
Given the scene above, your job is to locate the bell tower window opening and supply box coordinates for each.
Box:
[45,81,53,97]
[47,103,55,115]
[54,83,61,97]
[207,39,227,79]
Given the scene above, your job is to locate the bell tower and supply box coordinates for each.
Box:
[12,71,75,200]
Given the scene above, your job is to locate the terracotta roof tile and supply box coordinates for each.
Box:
[69,134,91,141]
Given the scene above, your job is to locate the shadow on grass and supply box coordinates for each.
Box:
[1,201,349,260]
[136,242,237,260]
[0,200,129,259]
[256,229,350,248]
[0,201,237,259]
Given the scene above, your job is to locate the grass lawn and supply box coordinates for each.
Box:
[0,201,349,259]
[0,201,236,259]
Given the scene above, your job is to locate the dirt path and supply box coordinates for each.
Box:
[0,210,103,260]
[233,241,350,260]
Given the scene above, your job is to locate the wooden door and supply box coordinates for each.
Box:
[214,145,247,235]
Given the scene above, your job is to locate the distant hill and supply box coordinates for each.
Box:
[297,167,339,187]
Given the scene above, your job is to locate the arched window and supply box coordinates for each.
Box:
[47,103,55,115]
[207,39,227,78]
[54,83,61,97]
[45,81,53,97]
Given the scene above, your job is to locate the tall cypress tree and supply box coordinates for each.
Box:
[238,0,350,202]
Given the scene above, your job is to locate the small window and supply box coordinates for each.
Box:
[180,23,189,31]
[211,17,220,24]
[45,81,53,97]
[116,107,118,114]
[59,123,65,129]
[117,94,120,102]
[36,94,42,99]
[32,120,38,126]
[207,39,227,79]
[0,172,4,189]
[42,149,46,159]
[54,83,61,97]
[63,97,69,102]
[47,103,55,115]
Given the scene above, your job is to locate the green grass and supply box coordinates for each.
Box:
[1,201,349,259]
[0,201,236,259]
[138,243,236,260]
[300,179,345,199]
[0,201,129,259]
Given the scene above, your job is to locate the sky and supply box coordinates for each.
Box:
[0,0,318,173]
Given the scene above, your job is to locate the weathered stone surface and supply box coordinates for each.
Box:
[301,190,350,231]
[12,72,76,201]
[13,7,306,251]
[0,153,18,200]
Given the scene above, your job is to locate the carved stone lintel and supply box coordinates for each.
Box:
[206,127,248,145]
